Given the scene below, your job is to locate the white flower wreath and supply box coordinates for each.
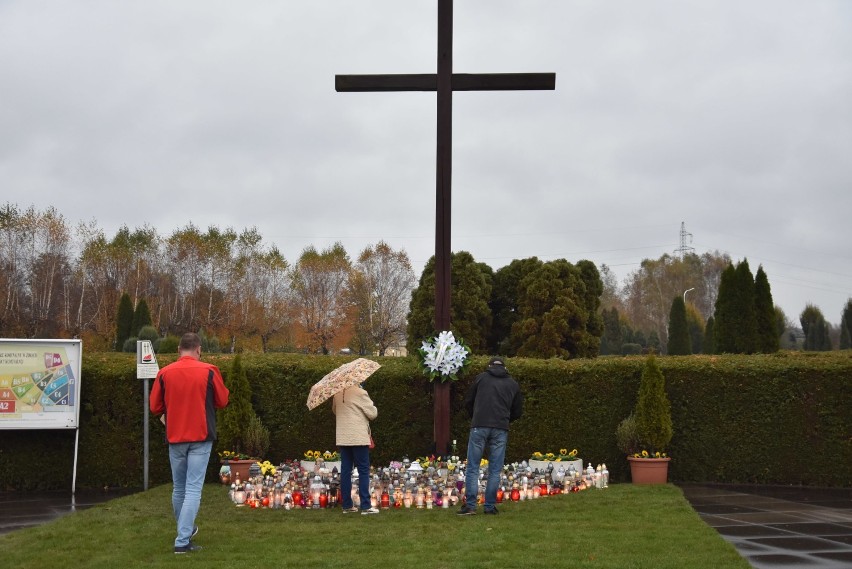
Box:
[419,330,470,382]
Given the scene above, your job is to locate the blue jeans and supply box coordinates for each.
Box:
[464,427,508,511]
[339,445,371,510]
[168,440,212,547]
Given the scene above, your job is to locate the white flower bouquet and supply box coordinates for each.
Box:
[419,330,470,382]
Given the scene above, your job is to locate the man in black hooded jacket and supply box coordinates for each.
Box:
[458,357,523,515]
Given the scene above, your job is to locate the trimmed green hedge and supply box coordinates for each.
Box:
[1,351,849,490]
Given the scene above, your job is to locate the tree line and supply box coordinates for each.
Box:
[3,203,849,356]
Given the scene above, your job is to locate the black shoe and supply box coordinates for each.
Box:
[484,507,499,515]
[457,505,476,516]
[174,543,203,554]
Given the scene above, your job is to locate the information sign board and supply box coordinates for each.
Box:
[0,339,82,429]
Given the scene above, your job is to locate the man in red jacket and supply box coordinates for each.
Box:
[150,332,229,554]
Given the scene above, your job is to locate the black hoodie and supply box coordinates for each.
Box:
[464,363,523,430]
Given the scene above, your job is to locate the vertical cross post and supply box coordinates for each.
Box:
[336,0,554,455]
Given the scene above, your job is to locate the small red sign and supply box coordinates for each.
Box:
[0,400,15,413]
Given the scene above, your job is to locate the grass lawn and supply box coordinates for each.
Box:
[0,483,749,569]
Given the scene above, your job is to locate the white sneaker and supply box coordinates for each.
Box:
[342,506,359,513]
[361,507,380,515]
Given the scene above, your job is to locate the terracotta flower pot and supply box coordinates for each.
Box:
[627,456,671,484]
[224,459,256,482]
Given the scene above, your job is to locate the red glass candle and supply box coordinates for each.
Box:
[496,488,504,503]
[511,487,520,501]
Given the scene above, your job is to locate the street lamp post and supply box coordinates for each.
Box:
[683,287,695,303]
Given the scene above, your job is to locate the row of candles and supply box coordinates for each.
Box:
[226,458,609,509]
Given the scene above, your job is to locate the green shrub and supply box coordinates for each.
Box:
[634,354,673,453]
[243,414,270,458]
[138,326,159,343]
[615,413,639,455]
[218,353,254,454]
[1,351,850,490]
[122,337,138,352]
[154,335,180,353]
[621,343,642,355]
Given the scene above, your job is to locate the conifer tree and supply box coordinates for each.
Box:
[754,266,779,353]
[704,316,715,354]
[732,259,757,354]
[600,306,623,355]
[634,353,672,453]
[685,303,705,355]
[800,304,831,351]
[131,298,153,337]
[115,293,134,352]
[218,353,255,454]
[666,296,691,355]
[406,251,493,355]
[840,299,852,350]
[647,330,661,353]
[713,264,737,353]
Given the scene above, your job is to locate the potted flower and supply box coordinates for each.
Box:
[301,450,341,473]
[218,450,257,484]
[618,353,673,484]
[529,448,582,474]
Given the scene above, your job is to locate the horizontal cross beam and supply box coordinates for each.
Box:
[335,72,556,92]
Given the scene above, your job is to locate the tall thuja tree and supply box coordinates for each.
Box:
[685,303,705,355]
[132,298,153,337]
[840,299,852,350]
[600,306,623,355]
[703,315,715,354]
[666,296,691,355]
[800,304,831,351]
[577,260,604,355]
[754,266,779,353]
[732,259,757,354]
[713,264,737,353]
[218,353,254,454]
[647,330,661,354]
[115,292,134,351]
[634,353,672,454]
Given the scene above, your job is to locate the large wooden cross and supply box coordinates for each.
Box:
[336,0,554,455]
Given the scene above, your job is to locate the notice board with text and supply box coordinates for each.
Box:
[0,339,82,429]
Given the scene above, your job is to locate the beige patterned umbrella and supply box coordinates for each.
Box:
[306,358,381,410]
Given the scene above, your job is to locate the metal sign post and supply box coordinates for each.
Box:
[136,340,159,490]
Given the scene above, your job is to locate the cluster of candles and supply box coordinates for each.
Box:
[228,457,608,510]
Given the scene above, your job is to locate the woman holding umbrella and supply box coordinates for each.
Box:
[333,382,378,514]
[307,358,381,515]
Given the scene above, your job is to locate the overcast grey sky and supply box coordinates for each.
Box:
[2,0,850,324]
